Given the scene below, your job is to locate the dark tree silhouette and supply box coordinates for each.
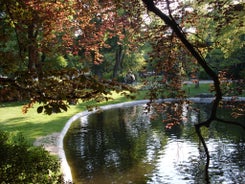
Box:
[142,0,245,182]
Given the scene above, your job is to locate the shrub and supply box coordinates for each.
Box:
[0,131,64,184]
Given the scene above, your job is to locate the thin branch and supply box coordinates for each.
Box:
[214,117,245,130]
[166,0,174,20]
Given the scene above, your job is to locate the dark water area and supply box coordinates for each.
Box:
[64,103,245,184]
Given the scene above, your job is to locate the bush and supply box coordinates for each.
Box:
[0,131,64,184]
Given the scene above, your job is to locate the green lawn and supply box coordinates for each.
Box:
[0,83,212,144]
[0,90,146,143]
[183,83,213,96]
[0,102,77,143]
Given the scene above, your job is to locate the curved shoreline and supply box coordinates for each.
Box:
[58,100,150,182]
[47,97,245,182]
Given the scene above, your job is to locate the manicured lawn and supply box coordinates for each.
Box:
[0,102,77,143]
[0,83,212,144]
[0,90,146,143]
[183,83,213,96]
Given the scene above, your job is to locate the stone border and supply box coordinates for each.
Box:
[58,97,245,182]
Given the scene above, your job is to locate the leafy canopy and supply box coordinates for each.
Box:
[0,0,244,117]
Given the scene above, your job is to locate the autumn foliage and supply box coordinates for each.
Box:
[0,0,138,113]
[0,0,244,119]
[0,1,244,182]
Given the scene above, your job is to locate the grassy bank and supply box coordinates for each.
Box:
[0,83,212,143]
[0,90,146,143]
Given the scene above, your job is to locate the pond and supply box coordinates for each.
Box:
[64,103,245,184]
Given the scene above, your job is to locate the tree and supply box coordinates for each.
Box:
[189,1,245,80]
[0,0,76,73]
[101,35,146,81]
[0,0,136,113]
[0,0,244,182]
[0,0,243,130]
[139,0,244,182]
[0,0,244,140]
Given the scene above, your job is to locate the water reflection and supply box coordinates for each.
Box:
[64,104,245,184]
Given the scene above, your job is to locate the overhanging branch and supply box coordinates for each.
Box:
[214,117,245,130]
[141,1,244,182]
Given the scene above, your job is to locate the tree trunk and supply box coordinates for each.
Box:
[141,1,222,182]
[142,0,222,125]
[27,25,41,74]
[112,45,124,79]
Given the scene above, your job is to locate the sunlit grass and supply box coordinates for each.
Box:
[0,90,146,143]
[0,83,214,144]
[0,102,76,143]
[183,83,213,96]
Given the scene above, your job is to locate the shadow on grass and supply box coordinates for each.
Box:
[0,101,27,108]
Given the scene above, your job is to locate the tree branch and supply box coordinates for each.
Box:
[214,117,245,130]
[195,125,210,183]
[142,1,221,99]
[141,0,228,130]
[141,1,244,182]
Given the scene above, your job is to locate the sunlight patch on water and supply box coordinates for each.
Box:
[149,140,199,184]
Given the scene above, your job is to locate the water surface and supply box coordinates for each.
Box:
[64,103,245,183]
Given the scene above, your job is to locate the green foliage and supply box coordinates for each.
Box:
[206,49,225,69]
[124,50,146,72]
[181,0,245,80]
[240,68,245,79]
[65,54,84,70]
[204,45,245,79]
[0,131,63,184]
[190,0,244,55]
[43,55,68,71]
[0,22,23,75]
[102,46,146,80]
[227,46,245,79]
